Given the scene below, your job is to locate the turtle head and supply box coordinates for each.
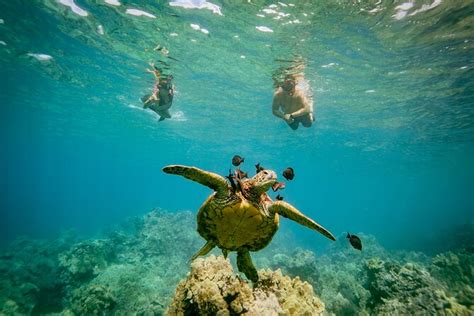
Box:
[243,169,278,197]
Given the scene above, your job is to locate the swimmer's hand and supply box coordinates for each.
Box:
[283,114,294,124]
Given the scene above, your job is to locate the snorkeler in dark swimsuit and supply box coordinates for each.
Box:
[142,63,174,121]
[272,74,314,130]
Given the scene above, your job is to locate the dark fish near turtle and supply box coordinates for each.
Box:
[275,194,284,201]
[282,167,294,181]
[255,163,264,173]
[347,233,362,251]
[235,169,248,179]
[225,169,236,191]
[232,155,244,166]
[272,182,286,192]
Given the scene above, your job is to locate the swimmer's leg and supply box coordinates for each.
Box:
[161,109,172,119]
[287,120,299,130]
[301,114,313,128]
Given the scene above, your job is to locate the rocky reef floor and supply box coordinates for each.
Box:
[0,209,472,315]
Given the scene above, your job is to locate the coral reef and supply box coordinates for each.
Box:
[0,210,472,315]
[0,209,200,315]
[59,239,115,284]
[269,234,474,315]
[167,255,324,315]
[270,235,381,316]
[63,209,201,315]
[68,284,116,315]
[0,237,71,314]
[365,258,471,315]
[429,250,474,308]
[134,210,202,258]
[271,249,319,285]
[256,269,324,315]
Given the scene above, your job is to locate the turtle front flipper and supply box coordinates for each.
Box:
[269,201,336,241]
[163,165,229,197]
[237,250,259,283]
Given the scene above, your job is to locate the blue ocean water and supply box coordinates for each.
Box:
[0,0,472,256]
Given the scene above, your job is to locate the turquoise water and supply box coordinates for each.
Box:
[1,1,473,315]
[1,0,473,255]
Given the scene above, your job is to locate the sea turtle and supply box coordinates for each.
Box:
[163,165,335,282]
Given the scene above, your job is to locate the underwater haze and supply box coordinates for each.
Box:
[1,0,473,254]
[1,1,474,315]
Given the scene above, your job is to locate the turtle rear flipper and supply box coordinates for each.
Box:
[191,241,215,261]
[237,250,258,283]
[269,201,335,241]
[163,165,229,197]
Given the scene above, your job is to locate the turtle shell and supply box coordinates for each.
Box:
[197,192,279,251]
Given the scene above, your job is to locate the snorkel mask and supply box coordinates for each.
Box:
[281,78,295,92]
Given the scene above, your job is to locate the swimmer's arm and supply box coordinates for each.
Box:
[146,69,160,80]
[289,95,311,118]
[146,63,161,79]
[272,94,285,119]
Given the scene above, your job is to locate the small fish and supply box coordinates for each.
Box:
[225,169,236,191]
[282,167,294,181]
[276,194,284,201]
[235,169,248,179]
[272,182,286,192]
[232,155,244,166]
[255,163,265,173]
[347,233,362,251]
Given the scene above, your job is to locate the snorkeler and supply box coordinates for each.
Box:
[141,62,175,121]
[272,73,314,130]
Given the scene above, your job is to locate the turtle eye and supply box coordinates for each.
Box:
[261,170,275,180]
